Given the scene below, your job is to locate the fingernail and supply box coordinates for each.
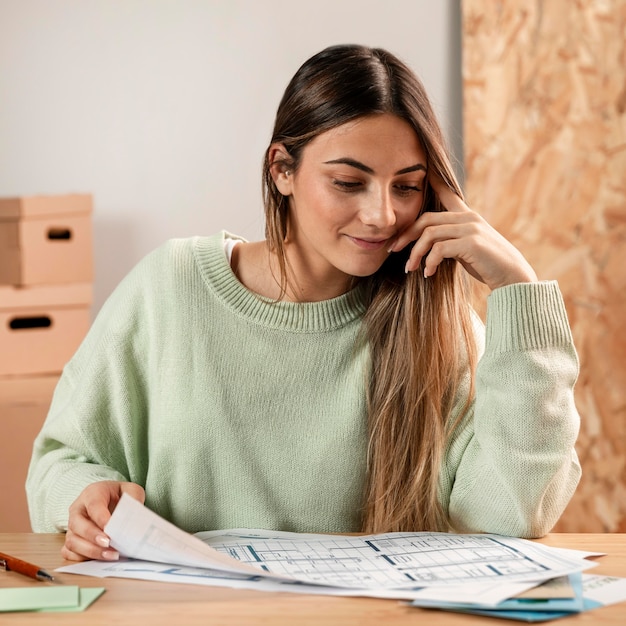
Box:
[96,535,110,548]
[102,550,119,561]
[405,262,411,274]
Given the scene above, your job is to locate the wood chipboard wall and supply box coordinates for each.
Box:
[462,0,626,531]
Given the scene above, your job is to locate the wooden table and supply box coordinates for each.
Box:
[1,533,625,624]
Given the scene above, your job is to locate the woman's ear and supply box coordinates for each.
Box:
[269,143,294,196]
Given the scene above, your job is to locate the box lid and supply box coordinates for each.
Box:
[0,375,59,404]
[0,194,92,220]
[0,283,93,310]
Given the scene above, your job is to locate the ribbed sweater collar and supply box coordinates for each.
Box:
[192,231,367,333]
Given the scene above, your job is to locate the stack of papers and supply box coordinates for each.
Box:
[58,494,626,621]
[409,572,626,621]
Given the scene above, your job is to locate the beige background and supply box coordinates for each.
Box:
[0,0,462,316]
[462,0,626,531]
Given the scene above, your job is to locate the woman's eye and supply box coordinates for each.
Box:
[395,184,421,196]
[333,180,363,192]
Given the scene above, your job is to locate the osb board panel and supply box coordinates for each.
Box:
[462,0,626,532]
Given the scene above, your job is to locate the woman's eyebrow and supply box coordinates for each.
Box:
[323,158,426,176]
[395,163,427,175]
[324,158,374,173]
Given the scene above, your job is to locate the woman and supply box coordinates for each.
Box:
[27,44,581,562]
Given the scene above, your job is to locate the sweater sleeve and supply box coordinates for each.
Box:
[26,256,151,533]
[442,280,581,538]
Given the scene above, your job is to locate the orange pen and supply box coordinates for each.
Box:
[0,551,54,582]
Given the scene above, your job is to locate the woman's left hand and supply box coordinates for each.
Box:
[388,174,538,291]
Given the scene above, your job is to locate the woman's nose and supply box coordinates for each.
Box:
[359,190,397,228]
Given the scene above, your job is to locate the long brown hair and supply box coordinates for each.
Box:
[262,44,477,532]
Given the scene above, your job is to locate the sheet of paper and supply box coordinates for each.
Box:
[104,493,281,579]
[0,586,104,613]
[57,557,538,605]
[582,574,626,608]
[542,545,605,560]
[514,575,576,599]
[193,527,597,589]
[99,494,597,591]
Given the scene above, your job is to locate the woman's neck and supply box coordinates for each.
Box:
[231,241,355,302]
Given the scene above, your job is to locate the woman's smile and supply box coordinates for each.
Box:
[345,235,391,250]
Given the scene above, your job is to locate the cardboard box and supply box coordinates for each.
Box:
[0,194,93,286]
[0,283,92,377]
[0,375,59,531]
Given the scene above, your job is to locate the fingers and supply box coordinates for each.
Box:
[64,499,119,562]
[62,526,119,562]
[427,172,469,213]
[61,480,144,562]
[405,219,481,276]
[388,173,538,288]
[420,238,480,281]
[120,482,146,504]
[390,210,480,269]
[388,185,473,255]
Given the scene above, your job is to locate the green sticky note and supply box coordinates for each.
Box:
[0,586,105,613]
[45,587,105,612]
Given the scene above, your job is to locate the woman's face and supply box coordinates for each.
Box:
[276,113,427,295]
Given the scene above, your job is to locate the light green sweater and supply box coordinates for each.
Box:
[26,232,581,537]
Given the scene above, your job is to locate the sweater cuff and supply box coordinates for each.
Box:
[484,280,574,353]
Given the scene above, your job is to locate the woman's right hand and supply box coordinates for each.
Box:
[62,480,145,562]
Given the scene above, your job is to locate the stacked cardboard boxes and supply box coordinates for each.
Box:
[0,194,93,531]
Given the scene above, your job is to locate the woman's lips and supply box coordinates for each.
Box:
[347,235,390,250]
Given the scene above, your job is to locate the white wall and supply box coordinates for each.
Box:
[0,0,461,314]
